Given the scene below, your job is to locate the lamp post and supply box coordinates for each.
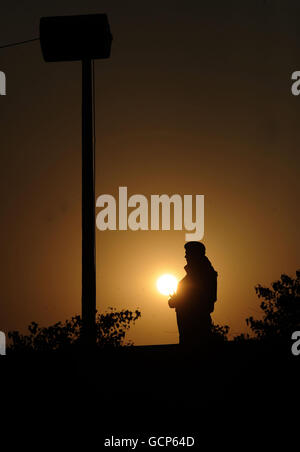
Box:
[40,14,113,348]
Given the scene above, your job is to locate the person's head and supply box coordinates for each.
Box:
[184,241,206,264]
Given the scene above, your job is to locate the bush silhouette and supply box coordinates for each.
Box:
[236,270,300,342]
[211,322,230,342]
[8,308,141,352]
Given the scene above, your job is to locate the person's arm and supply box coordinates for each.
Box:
[168,278,185,308]
[168,295,177,308]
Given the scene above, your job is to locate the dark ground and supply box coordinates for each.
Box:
[2,342,299,448]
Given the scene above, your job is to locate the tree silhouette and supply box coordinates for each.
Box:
[8,308,141,352]
[211,322,230,342]
[238,270,300,342]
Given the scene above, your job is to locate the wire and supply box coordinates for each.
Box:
[0,37,39,49]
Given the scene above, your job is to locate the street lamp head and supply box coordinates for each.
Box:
[40,13,112,62]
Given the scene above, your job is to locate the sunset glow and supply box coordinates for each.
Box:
[156,274,178,296]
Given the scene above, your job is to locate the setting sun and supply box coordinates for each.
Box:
[156,274,178,296]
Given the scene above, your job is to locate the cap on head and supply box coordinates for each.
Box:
[184,241,206,257]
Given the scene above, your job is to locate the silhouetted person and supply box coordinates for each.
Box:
[168,242,217,346]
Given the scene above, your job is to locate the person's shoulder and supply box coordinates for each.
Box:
[203,256,214,269]
[178,275,188,286]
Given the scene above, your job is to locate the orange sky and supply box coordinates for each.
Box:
[0,0,299,344]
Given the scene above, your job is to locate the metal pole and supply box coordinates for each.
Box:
[81,58,96,348]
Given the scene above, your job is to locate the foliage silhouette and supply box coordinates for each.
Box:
[8,308,141,352]
[235,270,300,342]
[211,322,230,342]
